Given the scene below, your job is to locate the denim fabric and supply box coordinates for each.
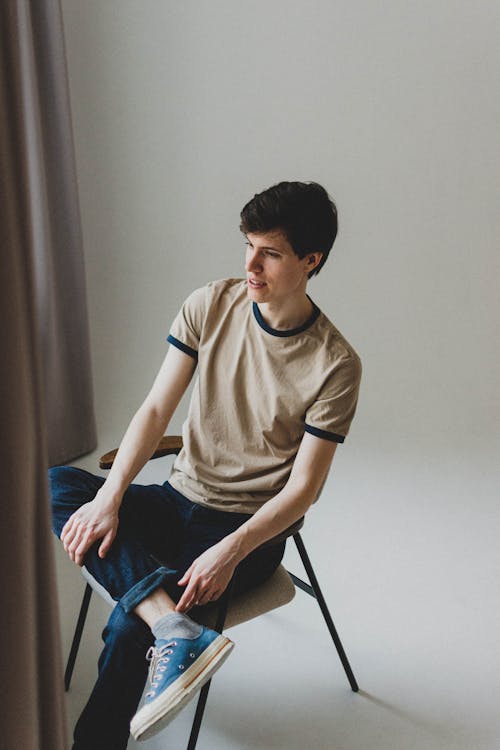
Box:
[49,466,285,750]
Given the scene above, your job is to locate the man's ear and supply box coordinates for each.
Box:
[306,252,323,271]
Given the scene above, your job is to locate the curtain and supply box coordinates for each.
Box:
[0,0,97,745]
[3,0,97,467]
[31,0,97,465]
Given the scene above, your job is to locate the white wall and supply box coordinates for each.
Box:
[57,2,500,746]
[60,0,498,467]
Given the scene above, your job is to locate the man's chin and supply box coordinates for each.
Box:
[246,283,268,300]
[247,290,265,303]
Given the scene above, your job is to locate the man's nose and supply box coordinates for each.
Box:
[246,250,262,273]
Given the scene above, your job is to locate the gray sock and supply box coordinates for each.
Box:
[152,612,203,641]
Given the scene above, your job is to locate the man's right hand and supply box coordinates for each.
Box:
[60,490,121,567]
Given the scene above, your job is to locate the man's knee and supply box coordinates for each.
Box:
[49,466,104,536]
[48,464,75,494]
[49,466,72,535]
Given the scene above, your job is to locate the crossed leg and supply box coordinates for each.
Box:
[50,466,284,748]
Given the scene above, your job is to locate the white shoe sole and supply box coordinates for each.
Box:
[130,634,234,742]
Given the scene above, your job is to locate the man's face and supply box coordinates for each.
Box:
[245,230,318,305]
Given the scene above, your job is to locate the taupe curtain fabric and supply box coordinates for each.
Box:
[2,0,97,467]
[30,0,97,465]
[1,0,96,746]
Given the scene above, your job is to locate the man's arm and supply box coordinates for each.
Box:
[61,346,196,566]
[176,432,338,611]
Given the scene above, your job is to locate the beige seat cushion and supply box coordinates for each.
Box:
[196,565,295,629]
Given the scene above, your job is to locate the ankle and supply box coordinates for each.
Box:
[134,589,176,628]
[152,612,202,641]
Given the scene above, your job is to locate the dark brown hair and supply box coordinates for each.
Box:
[240,181,338,277]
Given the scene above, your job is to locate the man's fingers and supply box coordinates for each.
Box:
[60,518,72,542]
[176,580,199,612]
[175,596,190,613]
[70,531,91,565]
[60,502,119,566]
[66,522,96,565]
[177,579,219,611]
[61,518,77,548]
[63,527,79,557]
[181,586,197,610]
[179,584,220,610]
[63,515,89,556]
[98,529,115,559]
[177,565,193,587]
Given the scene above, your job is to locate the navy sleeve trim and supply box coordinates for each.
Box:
[304,424,345,443]
[167,334,198,361]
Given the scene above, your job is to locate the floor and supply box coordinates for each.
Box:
[54,444,500,749]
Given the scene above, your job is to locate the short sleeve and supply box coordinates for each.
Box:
[304,354,362,443]
[167,286,207,361]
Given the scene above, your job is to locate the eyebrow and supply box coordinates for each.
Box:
[245,239,285,253]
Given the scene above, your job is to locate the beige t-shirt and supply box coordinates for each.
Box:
[167,278,362,513]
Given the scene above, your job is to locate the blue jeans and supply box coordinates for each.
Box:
[50,466,285,750]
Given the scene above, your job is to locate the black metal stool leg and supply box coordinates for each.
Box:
[64,582,93,691]
[293,533,359,692]
[186,576,235,750]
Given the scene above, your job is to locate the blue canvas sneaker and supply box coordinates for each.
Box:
[130,626,234,741]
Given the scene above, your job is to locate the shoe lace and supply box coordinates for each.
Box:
[145,641,177,698]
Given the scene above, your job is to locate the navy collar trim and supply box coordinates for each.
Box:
[252,298,321,337]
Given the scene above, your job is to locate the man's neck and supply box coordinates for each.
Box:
[257,294,313,331]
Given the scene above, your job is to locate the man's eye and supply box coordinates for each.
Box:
[266,251,280,258]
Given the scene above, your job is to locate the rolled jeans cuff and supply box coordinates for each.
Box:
[119,566,176,613]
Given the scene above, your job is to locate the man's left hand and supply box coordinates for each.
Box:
[175,537,240,612]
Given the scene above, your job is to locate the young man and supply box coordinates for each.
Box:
[50,181,362,749]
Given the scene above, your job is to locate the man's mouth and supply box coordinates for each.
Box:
[248,278,266,289]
